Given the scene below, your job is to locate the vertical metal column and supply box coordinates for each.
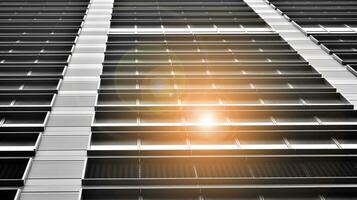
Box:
[244,0,357,108]
[20,0,114,199]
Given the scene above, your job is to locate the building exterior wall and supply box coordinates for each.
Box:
[0,0,356,200]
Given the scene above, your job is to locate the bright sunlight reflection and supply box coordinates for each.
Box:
[199,112,215,127]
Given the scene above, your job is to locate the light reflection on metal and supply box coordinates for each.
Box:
[199,112,215,127]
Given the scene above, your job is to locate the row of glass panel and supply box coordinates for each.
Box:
[114,0,248,3]
[113,1,251,6]
[0,66,66,78]
[110,27,272,34]
[111,13,262,20]
[267,0,357,34]
[90,134,357,150]
[105,44,294,53]
[0,36,77,43]
[93,110,357,126]
[310,34,357,65]
[103,54,305,63]
[96,93,348,106]
[108,34,286,44]
[84,157,357,179]
[0,133,40,154]
[101,66,319,76]
[0,79,60,91]
[110,0,267,30]
[81,188,357,200]
[99,78,331,90]
[107,34,285,43]
[112,6,256,11]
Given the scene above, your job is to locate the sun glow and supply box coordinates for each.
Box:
[199,112,215,127]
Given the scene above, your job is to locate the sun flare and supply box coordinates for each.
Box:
[199,112,215,127]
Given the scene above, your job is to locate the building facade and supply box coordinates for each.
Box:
[1,0,357,199]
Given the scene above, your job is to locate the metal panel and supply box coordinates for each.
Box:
[38,136,89,151]
[20,0,112,197]
[54,95,97,107]
[28,160,84,179]
[20,192,79,200]
[46,115,93,127]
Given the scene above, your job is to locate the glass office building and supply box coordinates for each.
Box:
[1,0,357,199]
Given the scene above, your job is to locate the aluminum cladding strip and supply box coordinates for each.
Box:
[20,0,114,199]
[244,0,357,109]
